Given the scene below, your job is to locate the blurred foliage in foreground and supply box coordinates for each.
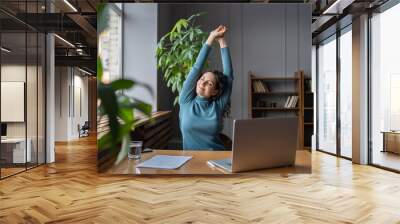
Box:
[97,3,152,165]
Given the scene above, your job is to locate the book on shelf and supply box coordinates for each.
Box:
[292,96,299,108]
[284,96,298,108]
[252,80,270,93]
[258,81,265,93]
[284,96,290,108]
[253,81,259,93]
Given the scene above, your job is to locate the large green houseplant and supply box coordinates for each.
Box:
[97,4,152,165]
[156,13,209,105]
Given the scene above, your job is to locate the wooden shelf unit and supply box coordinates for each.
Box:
[248,71,302,118]
[248,70,313,150]
[300,72,314,150]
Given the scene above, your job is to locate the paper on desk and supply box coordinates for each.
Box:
[136,155,192,169]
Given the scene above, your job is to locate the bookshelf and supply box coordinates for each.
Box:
[301,74,314,150]
[248,71,302,118]
[248,70,313,150]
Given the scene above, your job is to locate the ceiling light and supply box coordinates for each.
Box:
[322,0,354,15]
[63,0,78,12]
[54,34,75,48]
[78,67,93,76]
[1,47,11,53]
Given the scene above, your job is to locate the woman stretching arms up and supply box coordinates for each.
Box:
[179,25,233,150]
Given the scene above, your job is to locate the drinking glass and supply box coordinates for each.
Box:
[128,141,142,160]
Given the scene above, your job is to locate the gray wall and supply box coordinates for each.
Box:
[123,3,311,140]
[157,4,175,111]
[161,3,311,138]
[123,3,159,111]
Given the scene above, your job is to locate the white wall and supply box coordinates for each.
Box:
[1,65,38,137]
[1,63,46,164]
[55,67,69,141]
[54,67,89,141]
[72,73,89,138]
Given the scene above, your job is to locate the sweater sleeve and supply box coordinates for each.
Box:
[216,47,233,109]
[179,43,211,105]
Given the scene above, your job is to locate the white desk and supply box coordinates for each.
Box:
[1,138,32,163]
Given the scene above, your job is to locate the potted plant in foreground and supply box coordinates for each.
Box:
[97,4,152,165]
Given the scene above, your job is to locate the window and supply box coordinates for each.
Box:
[370,2,400,171]
[98,4,123,83]
[317,36,337,154]
[0,1,46,179]
[339,27,352,158]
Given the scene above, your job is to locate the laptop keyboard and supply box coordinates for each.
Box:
[218,158,232,167]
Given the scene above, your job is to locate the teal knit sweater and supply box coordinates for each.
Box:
[179,43,233,150]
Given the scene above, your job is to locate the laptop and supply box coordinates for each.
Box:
[208,117,298,173]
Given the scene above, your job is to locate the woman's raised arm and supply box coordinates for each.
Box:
[178,42,211,105]
[216,36,234,109]
[179,26,227,105]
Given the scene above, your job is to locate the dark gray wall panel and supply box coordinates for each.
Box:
[127,3,311,139]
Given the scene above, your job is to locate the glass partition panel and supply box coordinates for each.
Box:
[371,3,400,171]
[317,36,337,154]
[339,28,352,158]
[1,31,27,177]
[38,32,45,165]
[27,31,38,169]
[0,1,46,178]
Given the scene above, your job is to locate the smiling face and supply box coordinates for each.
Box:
[196,72,219,99]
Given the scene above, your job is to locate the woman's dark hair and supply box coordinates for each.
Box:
[209,70,225,101]
[200,70,231,118]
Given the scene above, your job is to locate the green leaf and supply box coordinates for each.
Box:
[172,82,176,92]
[174,97,179,106]
[98,132,112,151]
[177,83,182,92]
[189,30,194,41]
[97,56,103,82]
[111,79,135,90]
[130,99,152,116]
[175,19,186,33]
[187,12,206,23]
[114,120,136,165]
[164,69,171,79]
[169,31,176,42]
[115,134,130,165]
[165,56,171,66]
[98,85,120,146]
[118,107,134,122]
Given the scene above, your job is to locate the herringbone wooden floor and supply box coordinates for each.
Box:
[1,136,400,224]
